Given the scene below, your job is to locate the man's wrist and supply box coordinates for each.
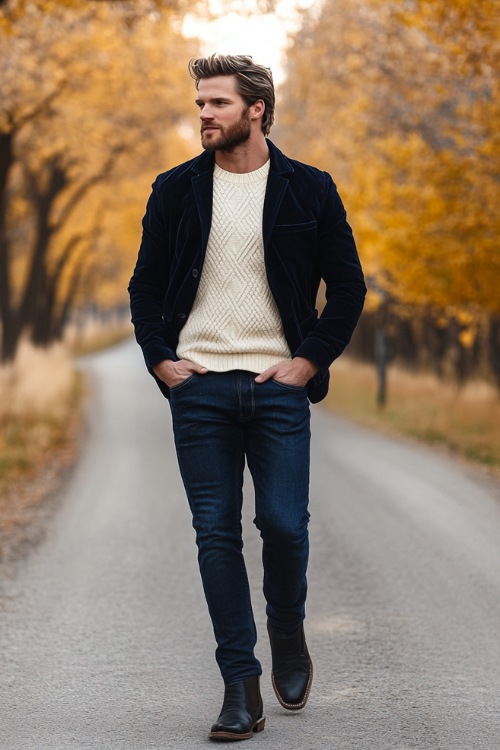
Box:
[293,356,318,378]
[153,359,174,377]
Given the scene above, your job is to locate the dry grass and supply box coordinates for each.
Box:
[0,341,75,421]
[326,358,500,471]
[0,342,83,548]
[66,318,133,357]
[0,325,135,558]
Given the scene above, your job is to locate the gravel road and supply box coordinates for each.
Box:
[1,338,500,750]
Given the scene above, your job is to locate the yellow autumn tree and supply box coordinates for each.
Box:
[0,0,201,361]
[278,0,500,384]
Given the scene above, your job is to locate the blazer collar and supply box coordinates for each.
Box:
[267,139,294,176]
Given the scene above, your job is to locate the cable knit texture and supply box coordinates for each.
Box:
[177,161,291,372]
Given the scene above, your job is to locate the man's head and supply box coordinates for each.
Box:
[188,54,275,137]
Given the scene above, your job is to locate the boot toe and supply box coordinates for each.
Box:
[272,663,313,708]
[210,708,252,736]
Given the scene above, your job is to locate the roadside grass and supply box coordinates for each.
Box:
[325,358,500,472]
[0,321,133,551]
[68,320,133,358]
[0,342,84,553]
[0,324,133,557]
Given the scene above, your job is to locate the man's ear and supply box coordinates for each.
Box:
[251,99,265,120]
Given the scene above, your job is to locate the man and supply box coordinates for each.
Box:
[129,54,366,741]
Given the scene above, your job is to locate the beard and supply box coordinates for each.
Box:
[201,107,251,152]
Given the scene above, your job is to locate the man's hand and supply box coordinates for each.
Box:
[153,359,207,389]
[254,357,318,387]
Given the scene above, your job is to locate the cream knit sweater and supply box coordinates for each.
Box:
[176,161,291,373]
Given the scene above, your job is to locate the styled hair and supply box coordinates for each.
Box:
[188,54,275,136]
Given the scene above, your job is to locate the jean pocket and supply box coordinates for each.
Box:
[169,373,198,393]
[271,378,306,392]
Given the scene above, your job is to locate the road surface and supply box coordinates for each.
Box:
[1,338,500,749]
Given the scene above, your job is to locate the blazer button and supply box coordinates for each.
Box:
[177,313,186,320]
[192,269,199,277]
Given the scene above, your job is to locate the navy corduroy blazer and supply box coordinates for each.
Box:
[128,139,366,403]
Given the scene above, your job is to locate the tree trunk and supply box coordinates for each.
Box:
[0,131,19,363]
[488,316,500,392]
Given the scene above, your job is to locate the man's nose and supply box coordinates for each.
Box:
[200,105,214,121]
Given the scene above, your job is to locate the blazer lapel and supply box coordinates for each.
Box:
[263,171,289,250]
[191,150,215,254]
[263,140,294,250]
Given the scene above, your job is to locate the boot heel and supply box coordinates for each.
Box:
[253,716,266,733]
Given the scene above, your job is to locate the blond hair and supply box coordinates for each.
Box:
[188,54,275,136]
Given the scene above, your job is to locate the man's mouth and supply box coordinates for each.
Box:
[202,126,219,133]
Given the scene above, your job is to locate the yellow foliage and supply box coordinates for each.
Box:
[277,0,500,325]
[1,0,201,350]
[459,328,475,349]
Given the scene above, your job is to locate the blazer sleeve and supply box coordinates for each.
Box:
[294,172,367,369]
[128,176,178,371]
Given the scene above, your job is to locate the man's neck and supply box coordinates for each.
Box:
[214,136,269,174]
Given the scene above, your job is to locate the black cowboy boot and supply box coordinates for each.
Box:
[209,675,265,742]
[267,620,313,710]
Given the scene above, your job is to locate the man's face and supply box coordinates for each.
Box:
[196,75,251,152]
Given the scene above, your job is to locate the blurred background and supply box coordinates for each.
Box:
[1,0,499,538]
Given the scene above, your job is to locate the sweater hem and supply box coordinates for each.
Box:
[178,351,291,374]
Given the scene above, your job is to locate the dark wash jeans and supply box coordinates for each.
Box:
[169,369,311,685]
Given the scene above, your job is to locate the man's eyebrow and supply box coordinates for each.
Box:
[195,96,233,105]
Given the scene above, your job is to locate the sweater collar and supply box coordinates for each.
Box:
[189,139,294,177]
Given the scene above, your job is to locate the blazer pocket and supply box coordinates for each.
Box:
[273,220,317,233]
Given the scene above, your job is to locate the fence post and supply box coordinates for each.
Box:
[375,326,387,408]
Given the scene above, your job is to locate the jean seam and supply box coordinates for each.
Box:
[231,435,256,655]
[250,373,255,418]
[237,371,256,421]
